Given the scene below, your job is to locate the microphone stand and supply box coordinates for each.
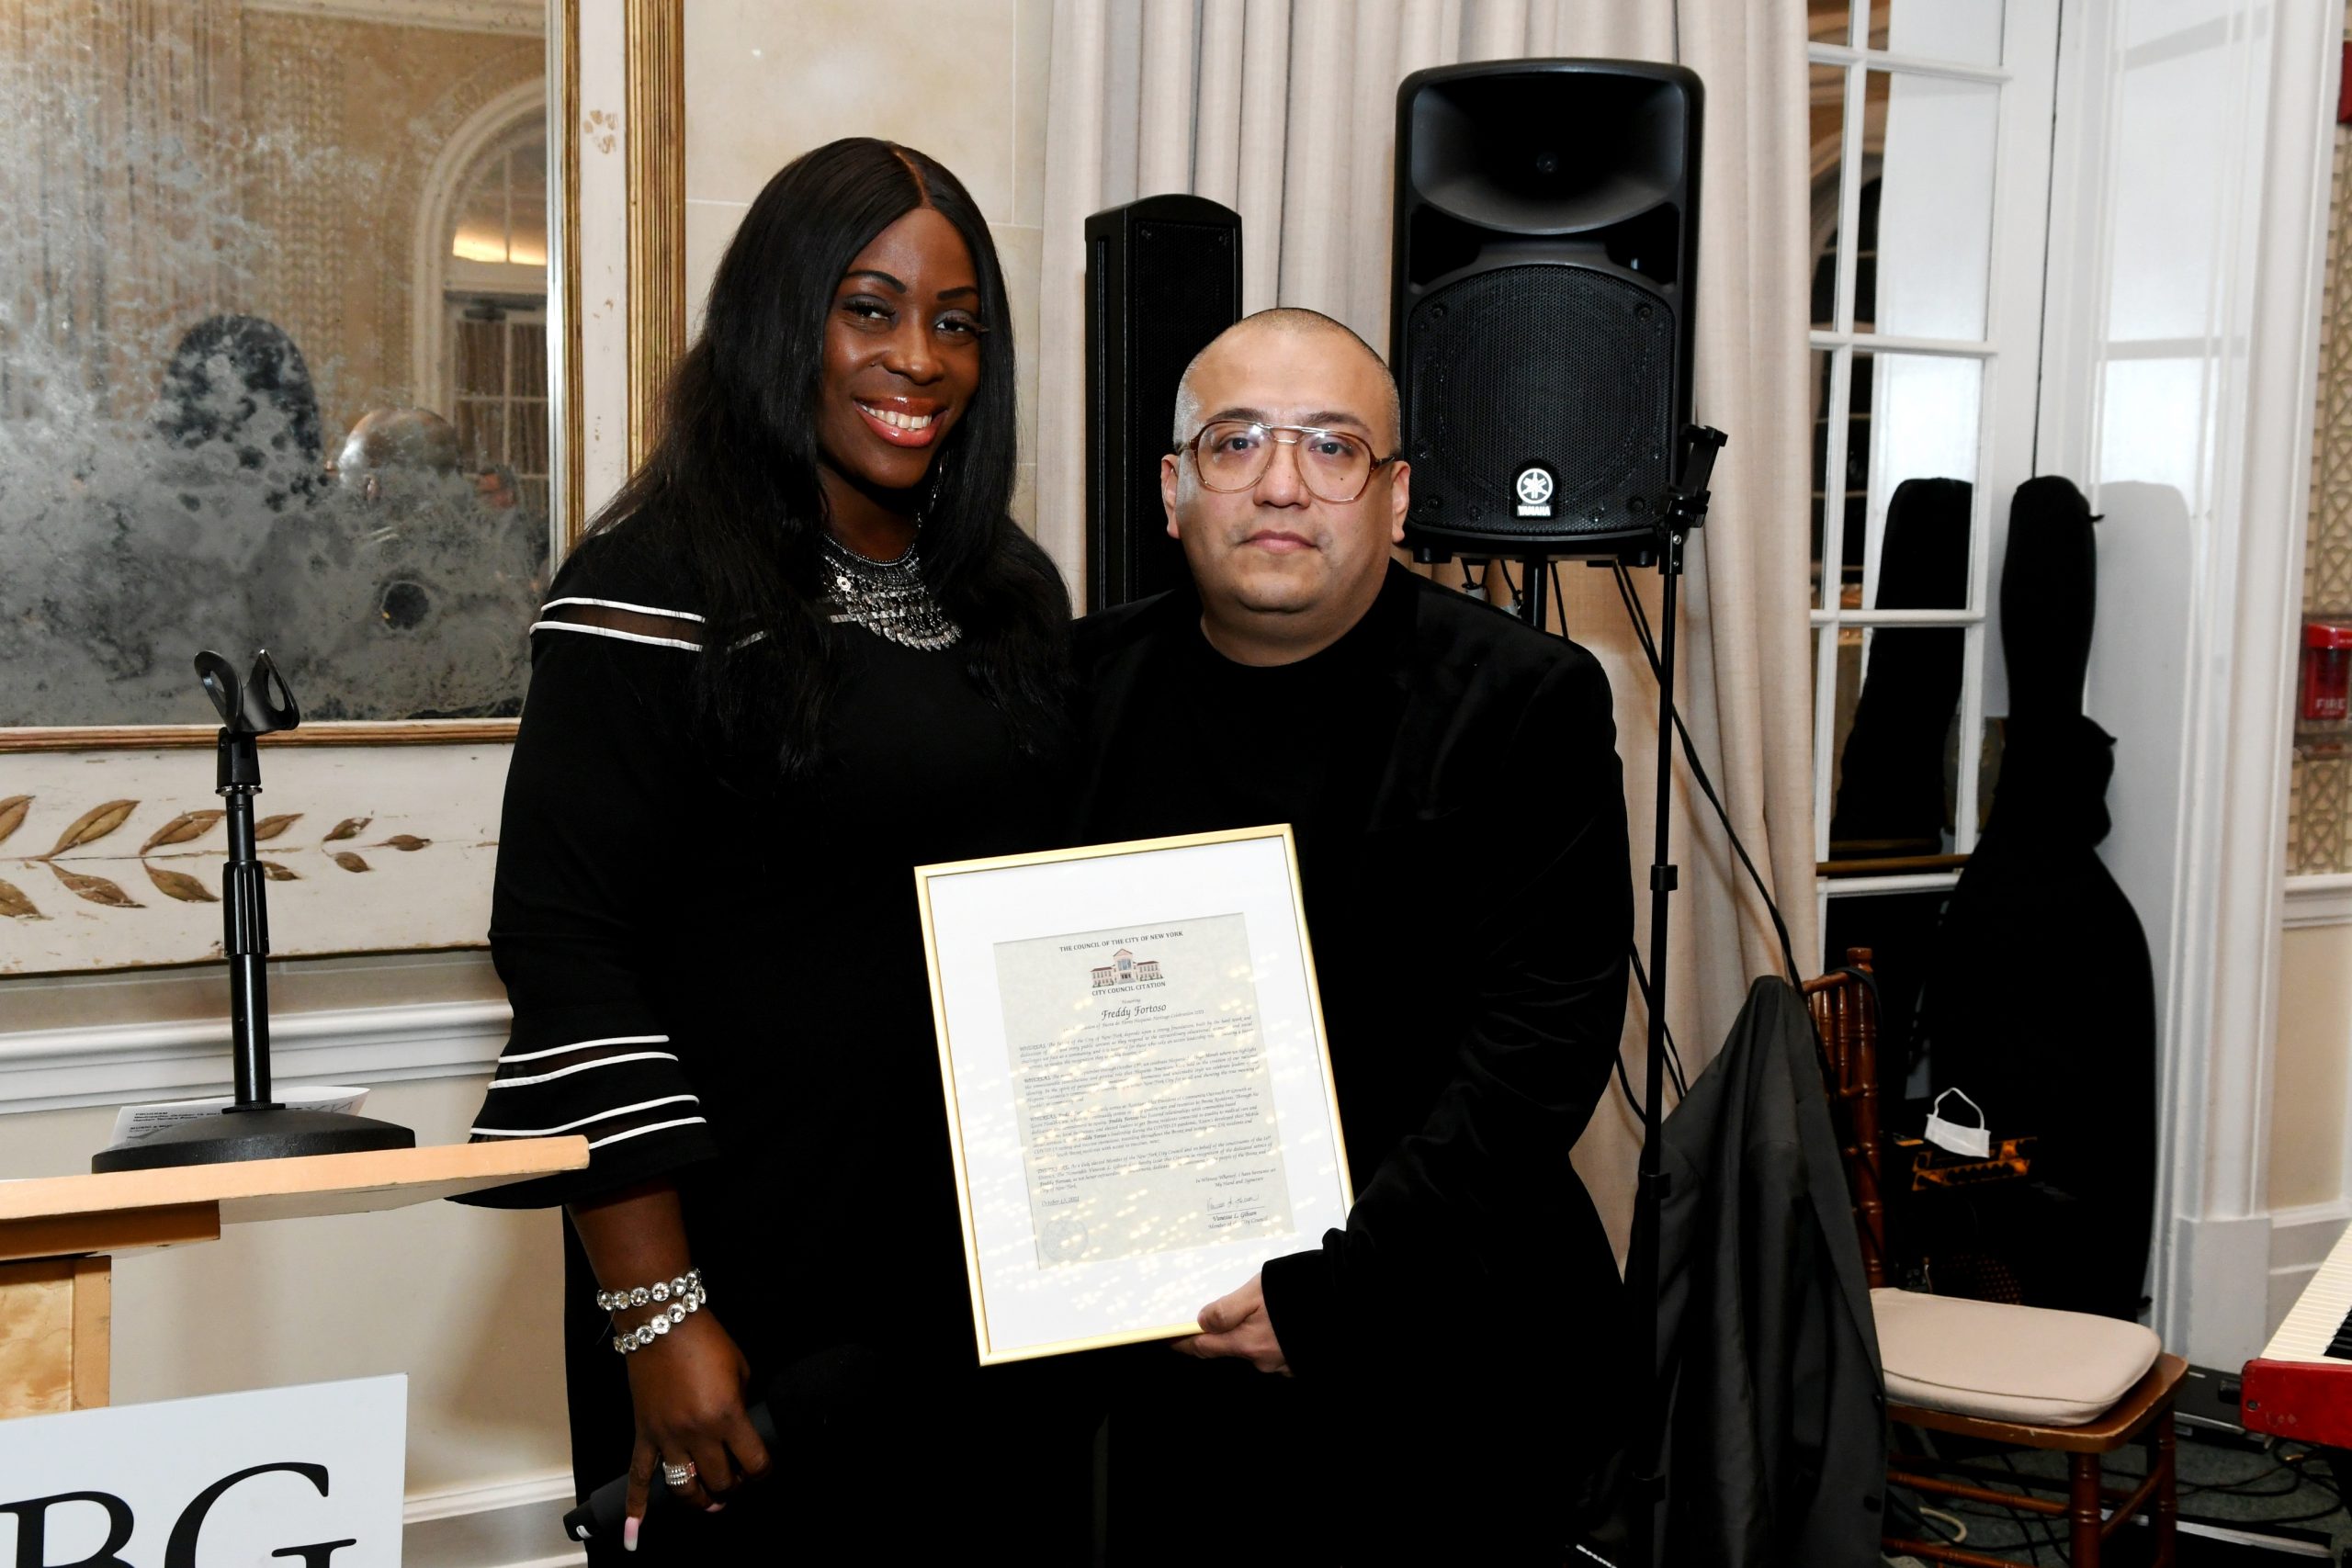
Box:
[92,651,414,1173]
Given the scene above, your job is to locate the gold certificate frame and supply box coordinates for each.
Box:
[915,824,1352,1365]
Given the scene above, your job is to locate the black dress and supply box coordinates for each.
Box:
[458,527,1092,1562]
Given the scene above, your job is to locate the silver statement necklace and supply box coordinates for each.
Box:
[820,532,962,652]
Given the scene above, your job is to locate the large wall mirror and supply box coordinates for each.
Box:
[0,0,676,976]
[0,0,582,740]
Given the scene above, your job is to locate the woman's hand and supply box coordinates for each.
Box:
[565,1180,773,1547]
[620,1307,770,1538]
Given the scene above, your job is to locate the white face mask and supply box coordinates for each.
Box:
[1925,1087,1992,1159]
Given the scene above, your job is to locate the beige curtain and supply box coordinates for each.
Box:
[0,0,245,423]
[1039,0,1818,1255]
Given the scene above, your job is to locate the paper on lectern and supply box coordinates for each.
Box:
[108,1084,369,1146]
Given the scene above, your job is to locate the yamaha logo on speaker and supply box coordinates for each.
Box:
[1514,464,1555,518]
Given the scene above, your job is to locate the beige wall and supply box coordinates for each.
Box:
[2271,921,2352,1213]
[681,0,1052,532]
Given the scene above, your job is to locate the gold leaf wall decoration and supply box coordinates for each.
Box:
[46,800,138,858]
[146,866,219,903]
[0,798,441,918]
[139,810,226,854]
[49,864,141,907]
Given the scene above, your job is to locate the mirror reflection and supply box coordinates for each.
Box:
[0,3,553,727]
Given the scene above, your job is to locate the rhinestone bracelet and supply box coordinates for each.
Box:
[611,1280,707,1355]
[595,1268,701,1315]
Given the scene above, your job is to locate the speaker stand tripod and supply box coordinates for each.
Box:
[1484,426,1726,1567]
[1620,424,1724,1567]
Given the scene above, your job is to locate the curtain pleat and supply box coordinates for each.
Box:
[1039,0,1818,1257]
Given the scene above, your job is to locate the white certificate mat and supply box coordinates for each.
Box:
[916,825,1351,1363]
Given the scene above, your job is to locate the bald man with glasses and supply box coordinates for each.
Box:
[1072,309,1634,1562]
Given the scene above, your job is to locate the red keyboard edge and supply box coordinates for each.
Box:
[2241,1356,2352,1447]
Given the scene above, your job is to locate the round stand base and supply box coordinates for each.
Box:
[90,1108,416,1172]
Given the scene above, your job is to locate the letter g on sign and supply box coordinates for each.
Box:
[165,1462,351,1568]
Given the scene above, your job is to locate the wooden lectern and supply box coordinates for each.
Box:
[0,1139,586,1419]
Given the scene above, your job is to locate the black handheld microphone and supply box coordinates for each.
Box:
[560,1344,886,1546]
[562,1401,781,1543]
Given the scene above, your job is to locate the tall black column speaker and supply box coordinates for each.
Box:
[1084,194,1242,610]
[1393,60,1702,556]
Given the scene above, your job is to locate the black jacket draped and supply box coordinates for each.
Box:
[1641,976,1887,1567]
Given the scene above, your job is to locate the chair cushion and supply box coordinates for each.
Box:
[1871,1287,2162,1427]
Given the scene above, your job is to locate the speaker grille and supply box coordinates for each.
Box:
[1405,265,1674,543]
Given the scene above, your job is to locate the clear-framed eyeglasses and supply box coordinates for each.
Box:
[1178,420,1400,504]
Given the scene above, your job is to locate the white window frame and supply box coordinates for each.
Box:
[1808,0,2065,951]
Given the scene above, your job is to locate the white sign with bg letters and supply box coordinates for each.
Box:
[0,1376,405,1567]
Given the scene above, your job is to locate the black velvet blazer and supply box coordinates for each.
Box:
[1071,564,1634,1392]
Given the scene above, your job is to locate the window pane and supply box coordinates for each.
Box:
[2098,357,2204,502]
[510,398,549,476]
[1822,887,1945,1050]
[510,322,548,399]
[455,398,503,467]
[1863,71,1998,340]
[1859,352,1980,610]
[454,319,504,399]
[1812,348,1866,609]
[1874,0,2005,66]
[1809,64,1847,332]
[1853,177,1881,331]
[452,175,509,265]
[511,141,548,269]
[1808,0,1854,47]
[1871,475,1972,613]
[1830,624,1965,857]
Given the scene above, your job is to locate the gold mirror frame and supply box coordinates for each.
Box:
[0,0,685,757]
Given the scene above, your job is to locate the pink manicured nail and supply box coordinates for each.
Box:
[623,1515,639,1552]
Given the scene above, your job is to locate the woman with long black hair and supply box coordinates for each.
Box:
[457,139,1084,1560]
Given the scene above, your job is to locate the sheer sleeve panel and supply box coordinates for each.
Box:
[458,561,721,1209]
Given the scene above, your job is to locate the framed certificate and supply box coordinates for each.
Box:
[914,824,1352,1364]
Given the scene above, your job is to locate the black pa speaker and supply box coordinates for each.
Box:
[1084,195,1242,610]
[1392,60,1702,556]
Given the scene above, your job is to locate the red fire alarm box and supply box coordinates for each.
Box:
[2302,619,2352,723]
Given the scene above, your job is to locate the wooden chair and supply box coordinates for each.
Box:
[1804,951,2183,1568]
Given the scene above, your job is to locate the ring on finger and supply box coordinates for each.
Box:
[662,1458,696,1489]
